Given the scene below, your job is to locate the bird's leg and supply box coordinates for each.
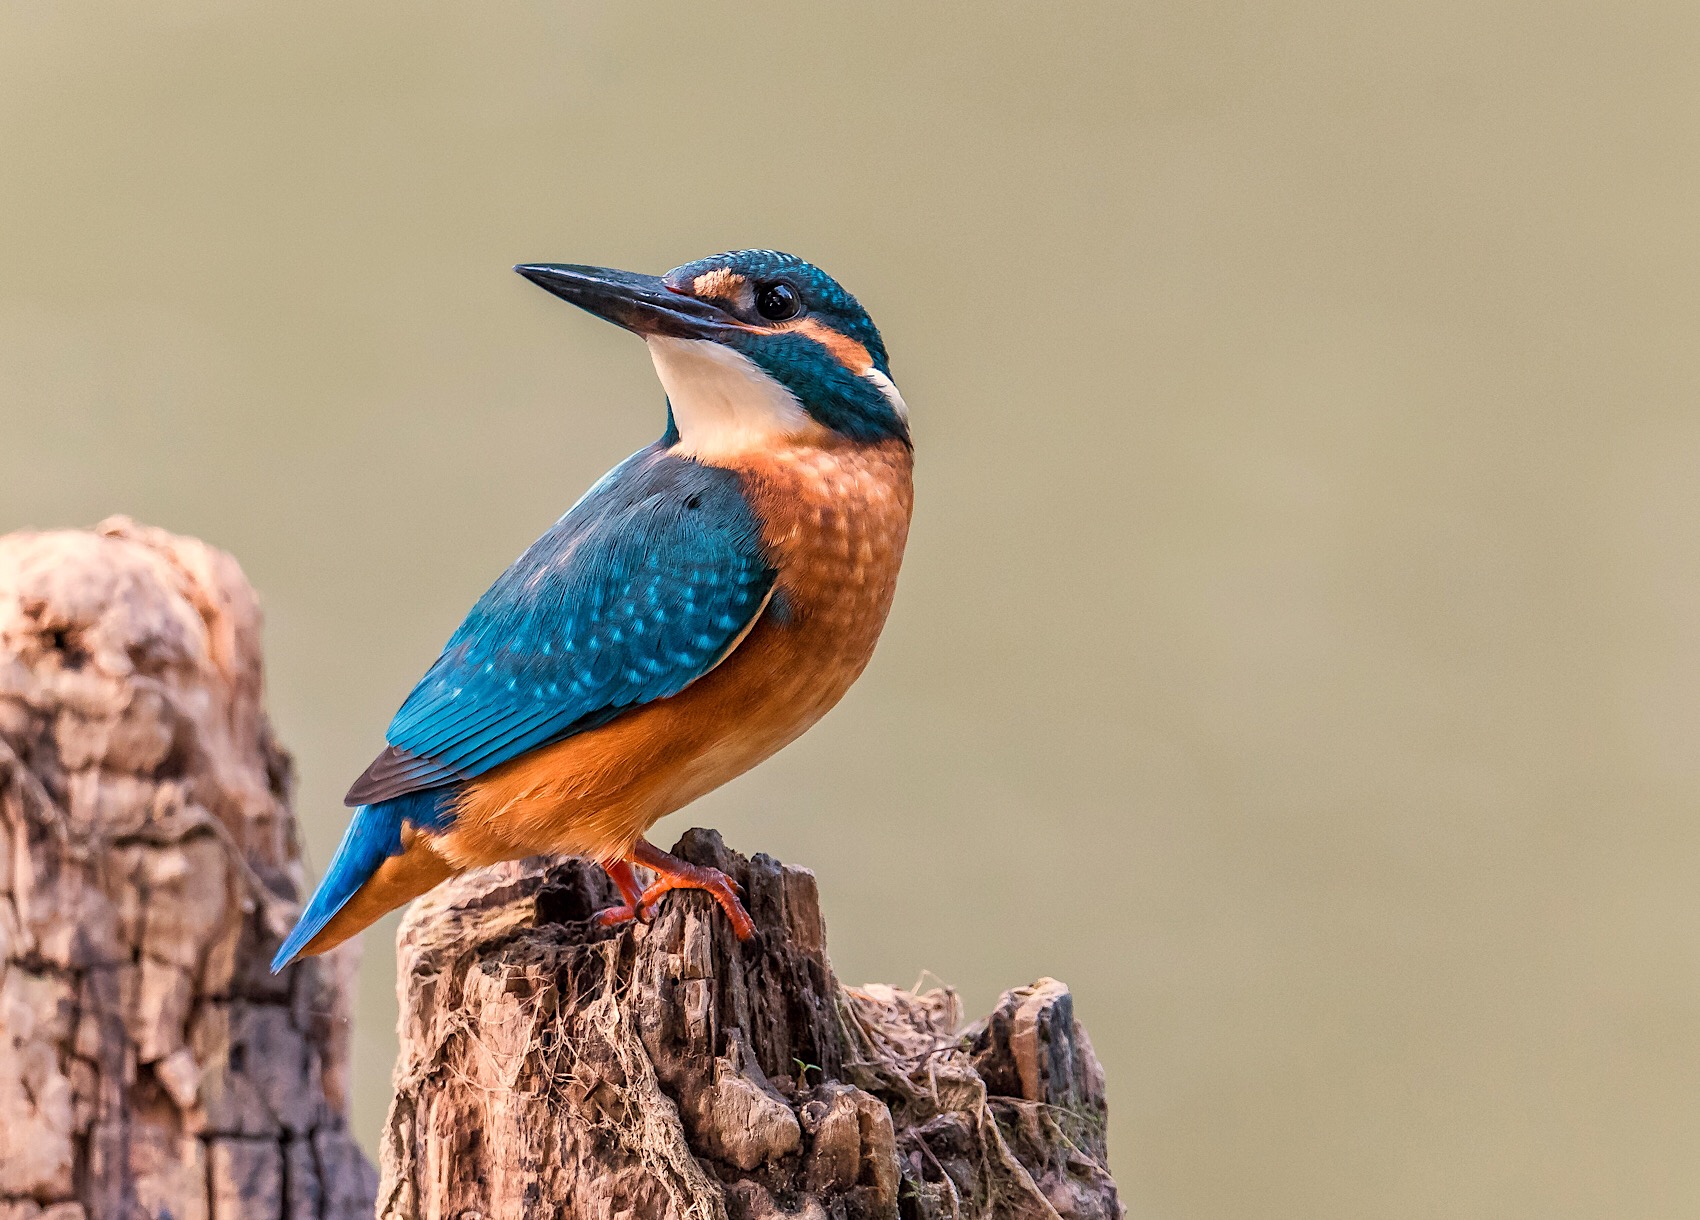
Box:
[630,838,755,940]
[593,859,646,928]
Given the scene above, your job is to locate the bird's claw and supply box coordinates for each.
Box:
[599,843,756,940]
[636,864,755,940]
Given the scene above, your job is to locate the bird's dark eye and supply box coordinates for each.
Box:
[755,281,801,321]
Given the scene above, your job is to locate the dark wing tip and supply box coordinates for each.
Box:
[345,744,464,807]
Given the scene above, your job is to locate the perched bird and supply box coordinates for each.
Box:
[272,250,913,969]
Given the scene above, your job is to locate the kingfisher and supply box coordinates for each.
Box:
[272,250,913,969]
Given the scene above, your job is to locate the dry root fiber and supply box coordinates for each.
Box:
[0,520,375,1220]
[382,831,1122,1220]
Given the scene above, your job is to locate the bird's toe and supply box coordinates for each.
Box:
[592,903,638,928]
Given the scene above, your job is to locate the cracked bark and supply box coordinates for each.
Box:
[380,833,1123,1220]
[0,519,376,1220]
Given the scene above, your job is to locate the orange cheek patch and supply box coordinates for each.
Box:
[691,268,746,302]
[791,318,873,374]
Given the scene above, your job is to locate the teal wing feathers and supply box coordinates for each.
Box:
[345,445,776,806]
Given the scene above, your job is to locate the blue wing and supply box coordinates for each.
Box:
[344,445,776,806]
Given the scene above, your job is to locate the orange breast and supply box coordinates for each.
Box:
[440,436,913,868]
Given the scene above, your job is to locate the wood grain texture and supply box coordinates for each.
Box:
[0,519,375,1220]
[380,830,1122,1220]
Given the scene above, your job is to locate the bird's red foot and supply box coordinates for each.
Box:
[594,859,644,928]
[595,840,755,940]
[636,867,754,940]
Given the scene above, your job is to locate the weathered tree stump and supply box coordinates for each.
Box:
[0,517,1120,1219]
[0,520,376,1220]
[380,831,1121,1220]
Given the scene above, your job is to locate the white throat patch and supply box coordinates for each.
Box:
[646,337,812,459]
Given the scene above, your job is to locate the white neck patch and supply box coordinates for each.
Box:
[647,336,813,459]
[862,366,909,422]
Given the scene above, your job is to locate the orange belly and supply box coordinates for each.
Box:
[435,436,913,869]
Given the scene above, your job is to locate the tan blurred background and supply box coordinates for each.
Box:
[2,2,1695,1216]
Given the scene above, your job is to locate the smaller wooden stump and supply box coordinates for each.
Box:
[380,830,1121,1220]
[0,519,376,1220]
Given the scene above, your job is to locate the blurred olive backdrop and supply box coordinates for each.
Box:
[3,2,1696,1216]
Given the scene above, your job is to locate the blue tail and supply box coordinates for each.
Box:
[271,789,454,972]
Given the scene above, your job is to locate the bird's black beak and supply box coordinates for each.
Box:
[515,263,733,340]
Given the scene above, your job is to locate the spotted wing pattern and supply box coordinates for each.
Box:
[344,445,775,806]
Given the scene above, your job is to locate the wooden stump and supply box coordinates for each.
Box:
[0,520,376,1220]
[380,831,1122,1220]
[0,516,1121,1219]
